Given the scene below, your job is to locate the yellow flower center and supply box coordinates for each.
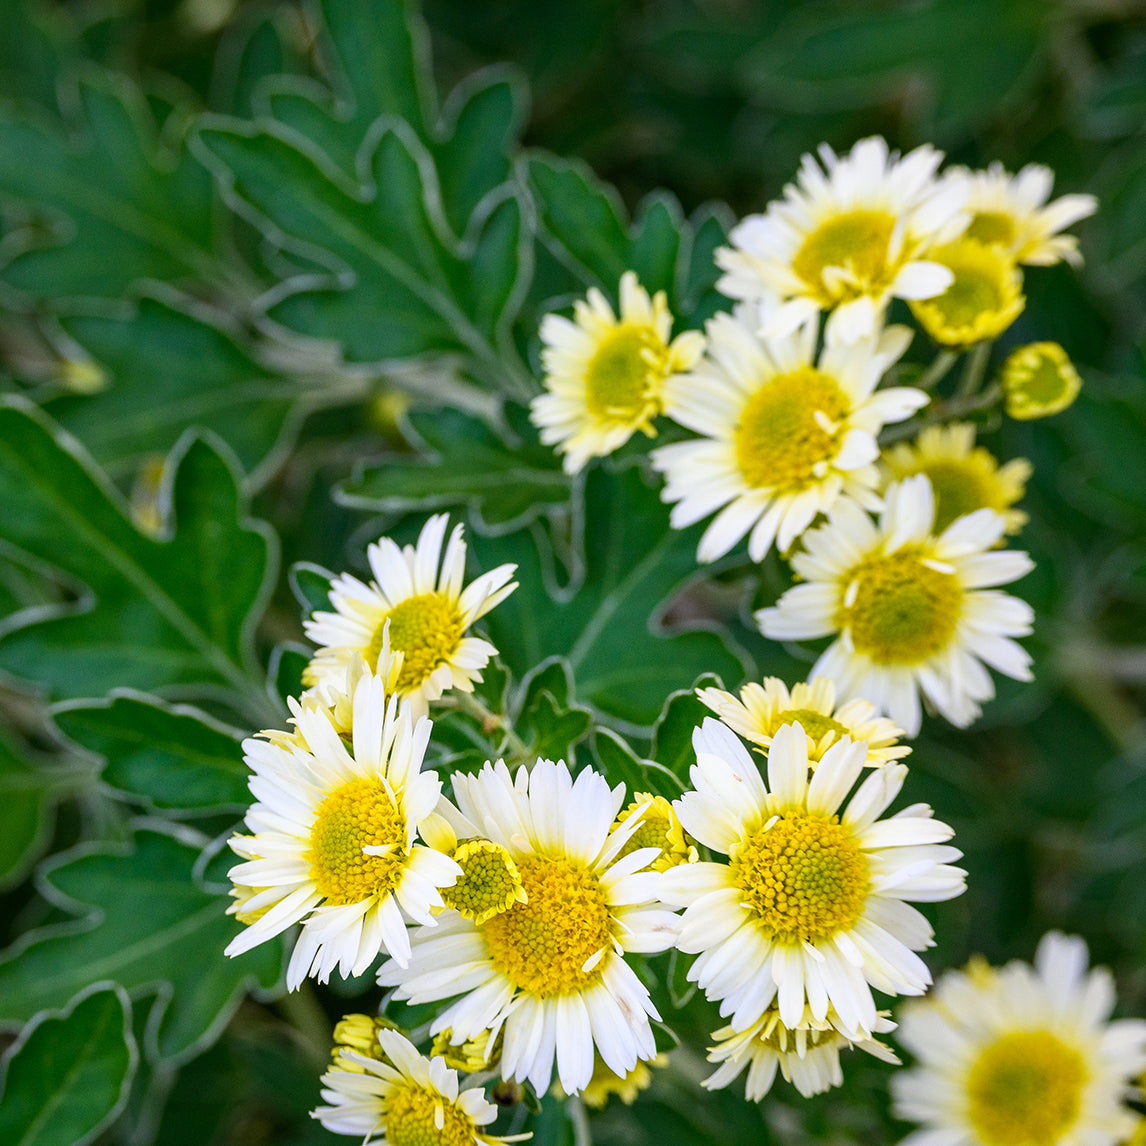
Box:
[966,1030,1086,1146]
[617,818,671,860]
[442,840,525,926]
[584,325,664,424]
[308,778,406,905]
[965,210,1017,247]
[480,854,612,997]
[384,1084,478,1146]
[730,813,869,944]
[918,461,992,534]
[839,547,962,665]
[1001,343,1082,420]
[735,368,849,491]
[773,708,851,744]
[912,241,1024,347]
[928,265,1001,329]
[791,209,897,302]
[370,592,464,691]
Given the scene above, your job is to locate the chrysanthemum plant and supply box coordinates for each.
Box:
[0,2,1143,1145]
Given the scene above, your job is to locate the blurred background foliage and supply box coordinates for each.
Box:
[0,0,1145,1143]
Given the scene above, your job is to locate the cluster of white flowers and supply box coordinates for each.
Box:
[218,139,1146,1146]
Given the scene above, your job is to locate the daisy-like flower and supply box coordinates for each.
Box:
[529,270,705,474]
[697,674,909,768]
[881,422,1031,536]
[313,1027,524,1145]
[758,475,1035,735]
[953,161,1098,267]
[1001,341,1083,420]
[611,792,698,872]
[651,310,927,562]
[716,137,968,341]
[909,239,1025,348]
[328,1013,400,1073]
[225,664,461,989]
[704,1002,898,1101]
[661,719,966,1040]
[303,514,517,718]
[378,759,680,1096]
[892,933,1146,1146]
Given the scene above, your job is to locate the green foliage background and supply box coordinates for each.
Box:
[0,0,1144,1143]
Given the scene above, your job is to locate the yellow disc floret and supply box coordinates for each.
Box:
[384,1083,482,1146]
[369,592,464,691]
[1001,342,1083,420]
[613,793,697,873]
[791,209,897,305]
[308,778,406,905]
[330,1013,398,1073]
[839,547,962,665]
[430,1027,500,1074]
[480,855,612,997]
[772,708,851,743]
[966,1030,1086,1146]
[736,368,849,491]
[964,211,1017,247]
[442,839,527,926]
[730,814,870,944]
[910,240,1025,348]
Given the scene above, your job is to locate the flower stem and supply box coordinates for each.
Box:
[956,341,992,399]
[453,691,531,762]
[916,349,958,391]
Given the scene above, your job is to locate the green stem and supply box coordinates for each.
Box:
[878,384,1002,445]
[916,349,958,391]
[956,341,992,399]
[279,983,332,1069]
[453,691,531,762]
[567,1097,592,1146]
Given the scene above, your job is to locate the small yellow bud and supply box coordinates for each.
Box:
[1000,341,1082,419]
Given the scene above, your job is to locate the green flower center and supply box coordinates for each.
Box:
[370,592,464,691]
[730,813,869,944]
[967,1030,1086,1146]
[584,325,663,423]
[308,778,405,905]
[839,547,962,665]
[1021,355,1072,405]
[792,209,897,302]
[965,210,1017,247]
[442,840,523,925]
[773,708,851,744]
[735,368,849,492]
[920,461,992,534]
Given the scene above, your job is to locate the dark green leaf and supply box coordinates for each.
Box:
[0,400,277,711]
[471,465,747,726]
[0,70,218,301]
[195,118,532,397]
[0,828,283,1062]
[53,692,248,815]
[338,405,568,534]
[650,674,723,782]
[593,727,682,800]
[0,984,137,1146]
[516,661,592,763]
[46,297,329,487]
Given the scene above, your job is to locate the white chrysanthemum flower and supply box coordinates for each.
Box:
[529,270,705,474]
[651,310,927,561]
[697,675,910,768]
[892,933,1146,1146]
[661,719,966,1040]
[225,665,461,989]
[704,1002,898,1101]
[952,161,1098,267]
[313,1027,523,1145]
[716,137,969,341]
[880,422,1031,536]
[378,759,680,1096]
[304,514,517,718]
[758,475,1035,735]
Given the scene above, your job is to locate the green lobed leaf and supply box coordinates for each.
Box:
[0,70,219,301]
[258,0,525,238]
[592,727,683,803]
[650,673,724,783]
[338,403,568,534]
[195,117,533,397]
[526,153,732,329]
[470,464,747,726]
[45,296,335,487]
[0,983,137,1146]
[0,828,283,1063]
[53,692,248,816]
[0,400,278,712]
[515,659,592,763]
